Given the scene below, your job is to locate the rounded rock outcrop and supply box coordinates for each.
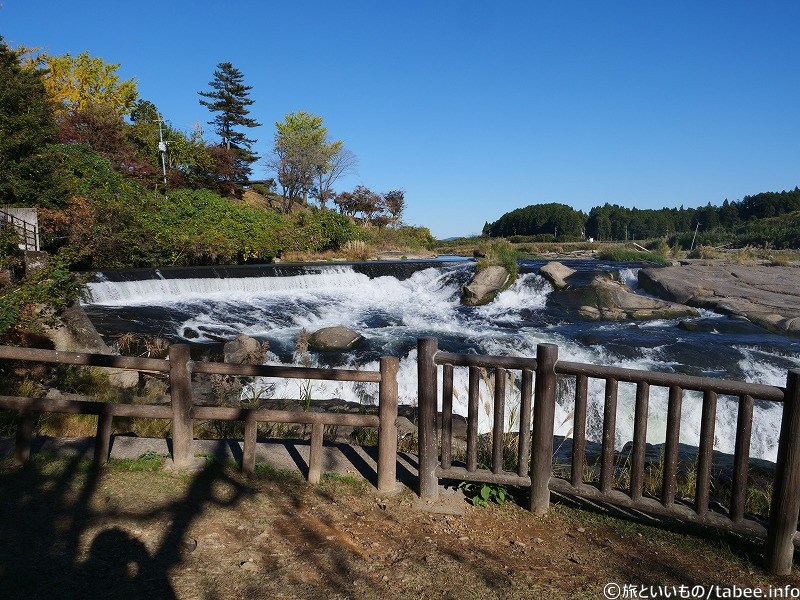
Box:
[308,326,364,351]
[461,265,510,306]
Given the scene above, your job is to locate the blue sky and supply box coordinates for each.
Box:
[3,1,799,238]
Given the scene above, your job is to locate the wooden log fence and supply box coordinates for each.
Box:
[0,344,399,492]
[4,337,800,574]
[417,336,800,575]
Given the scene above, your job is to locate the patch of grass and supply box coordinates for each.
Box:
[598,247,668,265]
[54,365,110,396]
[253,463,306,484]
[733,245,757,264]
[475,239,521,282]
[340,239,373,261]
[550,499,763,565]
[570,450,773,519]
[107,450,168,472]
[352,426,378,446]
[769,254,791,266]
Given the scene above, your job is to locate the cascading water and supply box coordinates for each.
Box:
[82,261,800,462]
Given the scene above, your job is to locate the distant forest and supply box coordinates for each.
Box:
[483,188,800,249]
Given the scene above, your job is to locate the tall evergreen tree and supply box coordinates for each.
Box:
[198,62,260,196]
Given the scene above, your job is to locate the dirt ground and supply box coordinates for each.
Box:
[0,454,798,599]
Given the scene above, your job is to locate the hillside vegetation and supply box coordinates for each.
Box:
[483,190,800,249]
[0,38,433,342]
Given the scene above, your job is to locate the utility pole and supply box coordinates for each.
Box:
[690,221,700,250]
[157,118,168,185]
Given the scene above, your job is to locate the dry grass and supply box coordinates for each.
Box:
[340,239,373,261]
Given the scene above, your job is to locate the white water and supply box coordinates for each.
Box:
[86,267,372,305]
[84,264,798,462]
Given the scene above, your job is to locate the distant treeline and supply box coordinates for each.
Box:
[482,188,800,248]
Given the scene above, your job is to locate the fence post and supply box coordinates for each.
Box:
[308,422,324,484]
[93,412,113,467]
[377,356,399,493]
[242,412,257,477]
[418,337,439,501]
[13,408,36,466]
[764,368,800,575]
[169,344,194,469]
[529,343,558,515]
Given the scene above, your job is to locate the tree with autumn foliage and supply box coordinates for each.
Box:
[36,51,138,117]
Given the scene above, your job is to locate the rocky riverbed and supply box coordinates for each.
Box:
[639,264,800,335]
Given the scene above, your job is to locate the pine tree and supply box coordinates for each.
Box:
[198,62,260,195]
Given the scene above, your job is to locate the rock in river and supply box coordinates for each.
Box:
[308,326,364,351]
[556,275,699,321]
[539,261,576,290]
[462,265,510,306]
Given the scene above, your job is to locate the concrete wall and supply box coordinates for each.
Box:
[2,207,39,250]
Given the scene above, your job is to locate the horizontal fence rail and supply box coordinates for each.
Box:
[0,345,170,372]
[556,360,785,402]
[0,344,399,491]
[191,360,382,382]
[417,337,800,575]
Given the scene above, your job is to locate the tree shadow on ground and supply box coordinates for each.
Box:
[0,451,248,599]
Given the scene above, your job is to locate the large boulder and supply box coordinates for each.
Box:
[539,261,576,290]
[462,265,510,306]
[638,265,800,335]
[44,302,139,388]
[224,333,264,364]
[557,275,699,321]
[308,326,364,351]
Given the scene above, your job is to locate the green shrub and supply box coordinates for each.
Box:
[0,251,84,341]
[475,239,521,282]
[284,209,365,253]
[367,225,435,251]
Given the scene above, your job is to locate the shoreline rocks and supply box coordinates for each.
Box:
[223,333,265,364]
[639,265,800,335]
[555,274,699,321]
[44,302,139,388]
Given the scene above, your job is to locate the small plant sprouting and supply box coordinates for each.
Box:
[459,481,512,507]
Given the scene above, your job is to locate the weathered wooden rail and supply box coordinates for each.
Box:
[0,344,399,491]
[417,337,800,575]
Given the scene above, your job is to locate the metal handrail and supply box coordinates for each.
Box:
[0,208,38,252]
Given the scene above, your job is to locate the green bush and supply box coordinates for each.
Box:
[284,209,365,254]
[35,145,373,268]
[367,225,435,250]
[0,250,84,341]
[475,239,521,282]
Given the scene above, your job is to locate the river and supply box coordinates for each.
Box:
[81,259,800,462]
